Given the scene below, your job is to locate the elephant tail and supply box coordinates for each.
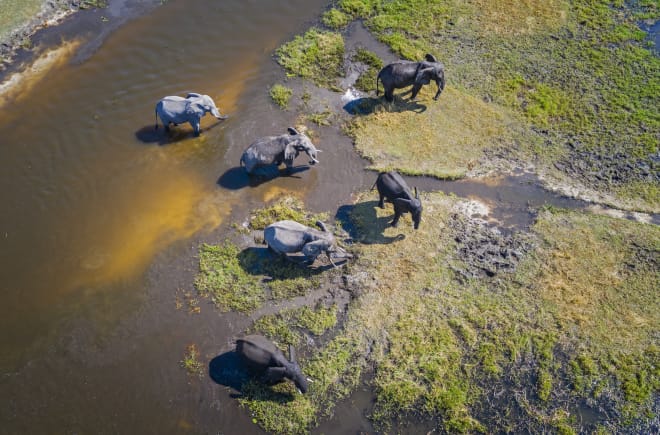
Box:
[154,108,159,130]
[376,73,380,96]
[239,154,245,167]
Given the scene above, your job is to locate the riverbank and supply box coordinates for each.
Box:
[0,0,85,69]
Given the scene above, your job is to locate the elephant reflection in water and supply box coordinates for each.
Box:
[155,92,228,136]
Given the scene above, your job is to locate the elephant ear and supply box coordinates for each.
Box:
[186,100,205,116]
[186,92,202,99]
[287,127,300,136]
[393,198,412,210]
[424,53,437,63]
[415,67,434,85]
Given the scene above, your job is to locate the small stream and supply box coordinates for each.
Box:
[0,1,655,433]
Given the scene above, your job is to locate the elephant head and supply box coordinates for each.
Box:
[393,187,422,230]
[186,93,227,120]
[285,345,309,394]
[285,127,320,166]
[414,54,445,100]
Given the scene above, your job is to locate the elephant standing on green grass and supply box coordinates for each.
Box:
[376,54,445,102]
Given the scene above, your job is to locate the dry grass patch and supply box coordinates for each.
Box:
[533,209,659,356]
[349,86,522,178]
[471,0,569,36]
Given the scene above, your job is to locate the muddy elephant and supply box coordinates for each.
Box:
[240,127,320,176]
[154,92,228,136]
[376,54,445,102]
[373,171,422,229]
[264,220,351,266]
[235,335,308,394]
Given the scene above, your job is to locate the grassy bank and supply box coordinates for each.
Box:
[194,194,659,433]
[276,0,659,212]
[189,1,660,432]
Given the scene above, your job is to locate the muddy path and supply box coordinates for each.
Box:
[0,2,657,434]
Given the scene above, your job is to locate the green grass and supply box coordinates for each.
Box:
[194,197,332,313]
[275,28,345,89]
[194,242,264,312]
[233,192,659,433]
[282,0,660,211]
[269,84,293,109]
[346,86,527,178]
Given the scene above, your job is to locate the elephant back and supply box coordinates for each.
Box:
[264,220,309,253]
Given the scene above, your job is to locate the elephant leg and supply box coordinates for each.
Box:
[433,77,445,100]
[391,211,401,227]
[192,120,201,136]
[262,367,287,384]
[384,88,394,102]
[164,123,171,132]
[378,194,385,209]
[410,83,423,100]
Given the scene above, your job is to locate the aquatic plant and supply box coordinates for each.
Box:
[269,84,293,109]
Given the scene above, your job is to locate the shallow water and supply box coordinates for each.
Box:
[0,2,652,433]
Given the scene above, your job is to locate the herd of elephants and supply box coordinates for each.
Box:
[155,53,446,393]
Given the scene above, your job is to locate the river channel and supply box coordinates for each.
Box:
[0,0,649,433]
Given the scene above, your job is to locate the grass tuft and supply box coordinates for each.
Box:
[269,84,293,109]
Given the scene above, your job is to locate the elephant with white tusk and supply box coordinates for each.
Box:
[376,53,445,102]
[154,92,228,136]
[240,127,320,176]
[264,220,351,267]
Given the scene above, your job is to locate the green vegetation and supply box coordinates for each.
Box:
[283,0,660,211]
[269,84,293,109]
[194,197,332,313]
[252,304,338,347]
[180,344,204,377]
[275,28,345,89]
[352,48,383,93]
[229,192,659,433]
[346,86,526,178]
[216,1,660,432]
[322,8,351,30]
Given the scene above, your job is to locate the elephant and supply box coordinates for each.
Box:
[154,92,228,136]
[264,220,351,267]
[373,171,423,229]
[376,54,445,102]
[240,127,320,176]
[235,335,309,394]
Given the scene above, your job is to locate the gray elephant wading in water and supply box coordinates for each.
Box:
[264,220,351,267]
[235,335,309,394]
[240,127,320,176]
[154,92,228,136]
[376,53,445,102]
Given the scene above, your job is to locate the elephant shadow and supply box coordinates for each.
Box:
[134,119,226,145]
[237,246,336,279]
[209,351,296,403]
[217,166,310,190]
[343,95,426,116]
[209,351,250,393]
[336,201,406,245]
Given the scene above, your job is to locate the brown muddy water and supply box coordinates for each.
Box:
[0,1,652,434]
